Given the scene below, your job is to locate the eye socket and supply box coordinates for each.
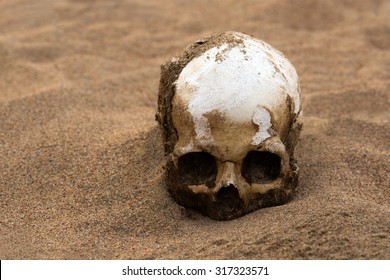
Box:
[178,152,217,186]
[241,151,281,184]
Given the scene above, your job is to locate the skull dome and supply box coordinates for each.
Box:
[156,31,302,220]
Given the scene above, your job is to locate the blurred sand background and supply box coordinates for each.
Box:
[0,0,389,259]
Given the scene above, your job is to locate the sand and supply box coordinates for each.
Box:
[0,0,389,259]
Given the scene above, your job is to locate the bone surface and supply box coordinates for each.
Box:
[157,31,302,220]
[175,34,300,147]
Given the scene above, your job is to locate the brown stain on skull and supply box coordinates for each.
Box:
[204,109,259,162]
[171,95,197,153]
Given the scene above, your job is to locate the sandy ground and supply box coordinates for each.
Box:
[0,0,389,259]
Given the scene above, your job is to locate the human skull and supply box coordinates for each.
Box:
[156,31,302,220]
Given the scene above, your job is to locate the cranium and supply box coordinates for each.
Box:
[156,31,302,220]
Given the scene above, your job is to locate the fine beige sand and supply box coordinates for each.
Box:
[0,0,389,259]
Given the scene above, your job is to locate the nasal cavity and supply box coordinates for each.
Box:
[215,185,243,213]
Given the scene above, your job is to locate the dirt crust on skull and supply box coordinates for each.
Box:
[156,31,246,154]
